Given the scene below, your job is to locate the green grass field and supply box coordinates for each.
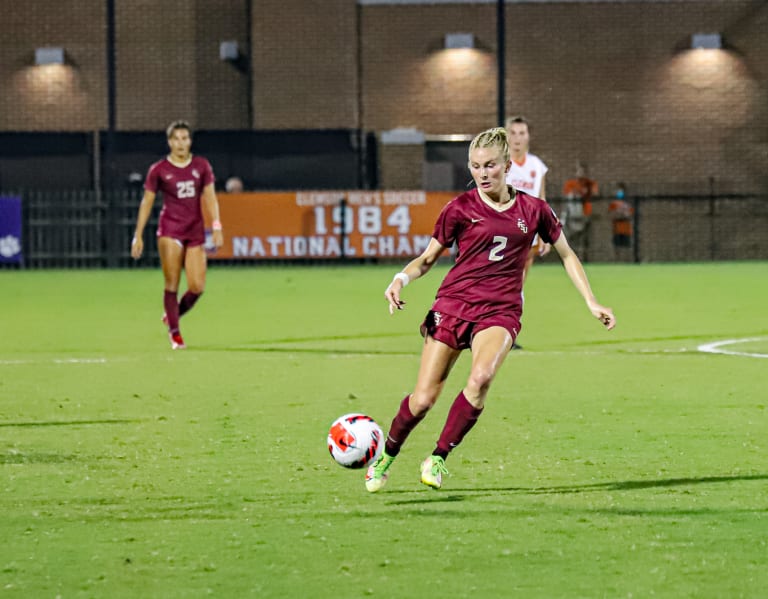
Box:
[1,262,767,598]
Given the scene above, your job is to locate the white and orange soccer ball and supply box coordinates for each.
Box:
[327,413,384,469]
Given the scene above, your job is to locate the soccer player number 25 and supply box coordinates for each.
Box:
[176,181,196,199]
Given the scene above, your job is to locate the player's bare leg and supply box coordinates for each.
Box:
[422,326,513,489]
[367,337,460,492]
[180,245,207,317]
[464,326,514,408]
[410,336,462,415]
[158,237,186,349]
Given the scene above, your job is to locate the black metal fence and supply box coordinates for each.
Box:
[558,194,768,264]
[6,189,152,269]
[2,191,766,269]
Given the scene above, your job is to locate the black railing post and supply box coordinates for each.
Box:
[497,0,506,127]
[104,0,118,267]
[339,197,347,261]
[708,176,716,260]
[632,195,641,264]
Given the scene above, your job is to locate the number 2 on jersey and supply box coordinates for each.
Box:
[488,235,507,261]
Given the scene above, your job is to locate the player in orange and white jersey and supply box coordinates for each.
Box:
[505,116,549,348]
[505,116,549,277]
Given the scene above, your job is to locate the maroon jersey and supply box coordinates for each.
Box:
[144,156,215,243]
[431,187,562,321]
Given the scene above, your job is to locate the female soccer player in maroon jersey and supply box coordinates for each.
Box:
[365,126,615,492]
[130,120,224,349]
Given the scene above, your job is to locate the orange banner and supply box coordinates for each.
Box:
[205,190,457,259]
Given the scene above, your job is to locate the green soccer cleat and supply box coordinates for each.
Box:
[365,452,396,493]
[420,455,449,489]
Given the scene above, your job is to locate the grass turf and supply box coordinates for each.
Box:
[1,262,766,598]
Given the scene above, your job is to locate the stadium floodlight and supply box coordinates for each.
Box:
[691,33,722,50]
[444,33,474,50]
[35,47,64,66]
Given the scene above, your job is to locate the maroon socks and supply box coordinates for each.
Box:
[163,290,180,333]
[434,391,483,460]
[179,291,202,316]
[383,391,484,460]
[165,290,202,333]
[384,395,425,457]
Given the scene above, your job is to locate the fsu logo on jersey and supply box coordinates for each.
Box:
[192,168,200,179]
[517,218,528,234]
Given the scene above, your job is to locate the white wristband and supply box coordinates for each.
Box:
[393,272,410,287]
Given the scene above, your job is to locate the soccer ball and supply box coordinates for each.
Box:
[327,413,384,469]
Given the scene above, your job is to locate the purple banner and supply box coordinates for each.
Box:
[0,196,22,264]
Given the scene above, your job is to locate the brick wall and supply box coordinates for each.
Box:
[115,0,250,130]
[251,0,359,129]
[0,1,107,130]
[379,141,425,190]
[0,0,765,194]
[356,1,768,194]
[115,1,198,130]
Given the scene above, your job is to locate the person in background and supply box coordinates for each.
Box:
[127,171,144,189]
[505,115,549,349]
[609,182,634,261]
[364,127,616,493]
[225,176,244,193]
[130,120,224,349]
[561,163,598,261]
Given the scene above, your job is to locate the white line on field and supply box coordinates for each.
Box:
[697,337,768,358]
[0,357,108,365]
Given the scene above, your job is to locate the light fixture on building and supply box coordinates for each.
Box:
[219,40,247,72]
[219,40,240,62]
[381,127,426,145]
[35,47,65,66]
[691,33,722,50]
[444,33,474,50]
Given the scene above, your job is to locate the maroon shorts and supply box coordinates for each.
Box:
[156,223,205,248]
[419,310,520,351]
